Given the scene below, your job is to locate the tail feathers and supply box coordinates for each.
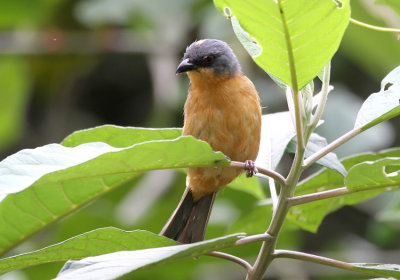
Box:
[160,189,216,243]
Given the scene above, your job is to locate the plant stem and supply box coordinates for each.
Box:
[308,62,331,134]
[273,249,353,269]
[303,127,361,168]
[235,233,272,246]
[288,184,400,206]
[288,187,348,206]
[246,82,306,280]
[230,161,286,186]
[207,251,252,271]
[350,18,400,33]
[273,250,389,278]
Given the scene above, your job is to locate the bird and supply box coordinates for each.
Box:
[160,39,262,243]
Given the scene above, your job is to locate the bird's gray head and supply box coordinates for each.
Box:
[176,39,241,77]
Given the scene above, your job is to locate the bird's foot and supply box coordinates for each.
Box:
[244,160,258,178]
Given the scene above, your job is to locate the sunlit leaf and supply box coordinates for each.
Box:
[345,157,400,190]
[62,125,182,148]
[214,0,350,90]
[256,112,294,171]
[0,130,229,256]
[55,233,244,280]
[287,149,400,233]
[355,65,400,130]
[352,263,400,278]
[0,228,176,276]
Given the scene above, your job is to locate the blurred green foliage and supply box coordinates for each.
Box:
[0,0,399,279]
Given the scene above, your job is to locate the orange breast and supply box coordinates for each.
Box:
[183,69,261,200]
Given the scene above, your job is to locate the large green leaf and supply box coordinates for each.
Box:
[0,228,177,276]
[287,149,400,232]
[345,157,400,190]
[55,233,244,280]
[354,65,400,130]
[0,128,229,256]
[214,0,350,90]
[352,263,400,278]
[62,125,182,148]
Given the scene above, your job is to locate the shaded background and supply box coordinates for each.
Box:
[1,0,400,279]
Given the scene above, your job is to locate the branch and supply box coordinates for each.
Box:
[350,18,400,34]
[207,251,252,271]
[273,250,354,270]
[235,233,273,246]
[288,184,400,206]
[273,250,388,278]
[230,161,286,186]
[303,127,361,168]
[288,187,348,206]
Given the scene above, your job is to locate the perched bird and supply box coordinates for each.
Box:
[160,39,261,243]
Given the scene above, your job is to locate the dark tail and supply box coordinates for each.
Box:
[160,189,216,243]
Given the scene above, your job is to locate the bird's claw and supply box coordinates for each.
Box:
[244,160,258,178]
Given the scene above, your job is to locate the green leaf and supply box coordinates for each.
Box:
[375,0,400,17]
[354,65,400,130]
[257,112,323,172]
[0,228,177,275]
[0,133,229,256]
[287,149,400,233]
[228,174,266,200]
[62,125,182,148]
[352,263,400,278]
[56,233,244,280]
[214,0,350,90]
[256,111,295,171]
[227,201,273,235]
[345,157,400,190]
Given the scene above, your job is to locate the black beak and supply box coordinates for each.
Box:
[176,58,197,74]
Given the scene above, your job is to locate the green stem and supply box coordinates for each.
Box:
[273,250,390,278]
[288,183,400,206]
[350,18,400,33]
[303,127,361,169]
[246,86,306,280]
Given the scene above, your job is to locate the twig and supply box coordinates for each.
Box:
[230,161,286,186]
[289,184,400,206]
[309,62,331,130]
[273,250,353,270]
[303,127,361,168]
[207,251,252,271]
[350,18,400,33]
[288,187,348,206]
[273,250,388,278]
[235,233,272,246]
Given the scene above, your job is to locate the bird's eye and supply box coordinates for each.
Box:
[203,55,215,65]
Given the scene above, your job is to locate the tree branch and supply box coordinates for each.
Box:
[207,251,251,271]
[273,249,388,278]
[288,184,400,206]
[230,161,286,186]
[303,127,361,168]
[235,233,273,246]
[273,250,354,270]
